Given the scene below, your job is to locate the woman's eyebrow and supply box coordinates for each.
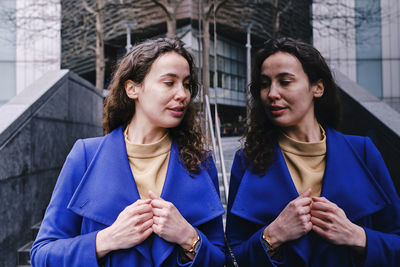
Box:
[160,73,191,80]
[276,72,295,78]
[160,73,179,78]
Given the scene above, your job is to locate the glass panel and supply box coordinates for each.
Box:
[239,77,246,92]
[217,57,224,71]
[217,39,224,55]
[223,41,229,57]
[238,48,245,62]
[241,63,247,76]
[218,71,222,87]
[0,62,16,102]
[232,76,237,91]
[224,73,230,89]
[225,89,231,99]
[224,58,230,73]
[232,45,238,60]
[232,61,238,75]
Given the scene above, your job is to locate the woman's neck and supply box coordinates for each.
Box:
[282,120,322,143]
[127,117,167,144]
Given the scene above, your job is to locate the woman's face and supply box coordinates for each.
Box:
[260,52,323,130]
[126,52,191,130]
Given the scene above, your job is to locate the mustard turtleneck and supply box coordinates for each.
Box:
[124,127,172,199]
[278,126,327,197]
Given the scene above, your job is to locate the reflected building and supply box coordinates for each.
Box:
[61,0,312,129]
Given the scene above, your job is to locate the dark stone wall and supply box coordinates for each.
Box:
[0,70,103,267]
[335,71,400,195]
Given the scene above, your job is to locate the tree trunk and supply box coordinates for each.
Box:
[95,0,105,90]
[272,0,280,38]
[202,19,210,98]
[166,13,176,38]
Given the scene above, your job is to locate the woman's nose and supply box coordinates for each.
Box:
[267,84,280,100]
[175,84,189,101]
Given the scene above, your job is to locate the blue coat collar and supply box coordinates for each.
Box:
[230,128,391,264]
[67,127,224,265]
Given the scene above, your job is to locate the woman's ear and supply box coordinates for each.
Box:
[312,80,324,98]
[125,80,140,100]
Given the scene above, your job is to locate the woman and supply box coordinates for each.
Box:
[226,37,400,266]
[31,38,225,266]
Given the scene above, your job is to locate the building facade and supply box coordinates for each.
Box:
[61,0,312,127]
[0,0,61,105]
[313,0,400,102]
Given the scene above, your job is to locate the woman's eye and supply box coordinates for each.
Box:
[164,81,174,86]
[184,83,191,90]
[280,80,290,86]
[260,82,269,88]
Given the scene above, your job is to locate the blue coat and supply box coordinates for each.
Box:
[226,128,400,267]
[31,127,225,267]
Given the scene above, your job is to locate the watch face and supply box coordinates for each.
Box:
[262,239,271,251]
[193,238,201,253]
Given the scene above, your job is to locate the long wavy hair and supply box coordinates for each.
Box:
[103,38,206,173]
[244,37,341,174]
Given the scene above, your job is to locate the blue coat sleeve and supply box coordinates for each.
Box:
[361,137,400,267]
[226,151,280,267]
[30,140,100,267]
[177,155,226,267]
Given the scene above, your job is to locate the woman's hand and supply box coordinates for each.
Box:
[263,188,313,249]
[149,191,198,258]
[310,196,366,250]
[96,199,154,259]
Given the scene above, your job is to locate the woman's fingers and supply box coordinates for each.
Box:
[299,188,312,198]
[310,214,330,229]
[299,205,311,215]
[310,208,329,219]
[125,200,152,214]
[139,218,154,232]
[312,196,332,205]
[295,196,313,207]
[152,207,167,217]
[311,223,327,237]
[148,190,161,200]
[131,211,153,225]
[130,199,152,207]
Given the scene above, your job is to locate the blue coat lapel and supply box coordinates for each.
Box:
[67,127,224,266]
[313,128,391,257]
[321,128,390,221]
[230,146,297,225]
[230,144,312,264]
[67,127,150,261]
[68,127,140,226]
[152,142,225,267]
[230,128,391,264]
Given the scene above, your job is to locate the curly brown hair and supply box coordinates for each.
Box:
[244,37,341,174]
[103,38,207,173]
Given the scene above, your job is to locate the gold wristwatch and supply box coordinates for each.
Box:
[262,233,274,252]
[184,234,200,255]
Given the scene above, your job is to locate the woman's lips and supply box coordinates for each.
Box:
[269,106,287,116]
[168,107,185,117]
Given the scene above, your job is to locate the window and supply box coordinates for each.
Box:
[218,71,222,88]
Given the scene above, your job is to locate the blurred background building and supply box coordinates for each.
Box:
[60,0,312,128]
[0,0,399,266]
[313,0,400,109]
[0,0,61,106]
